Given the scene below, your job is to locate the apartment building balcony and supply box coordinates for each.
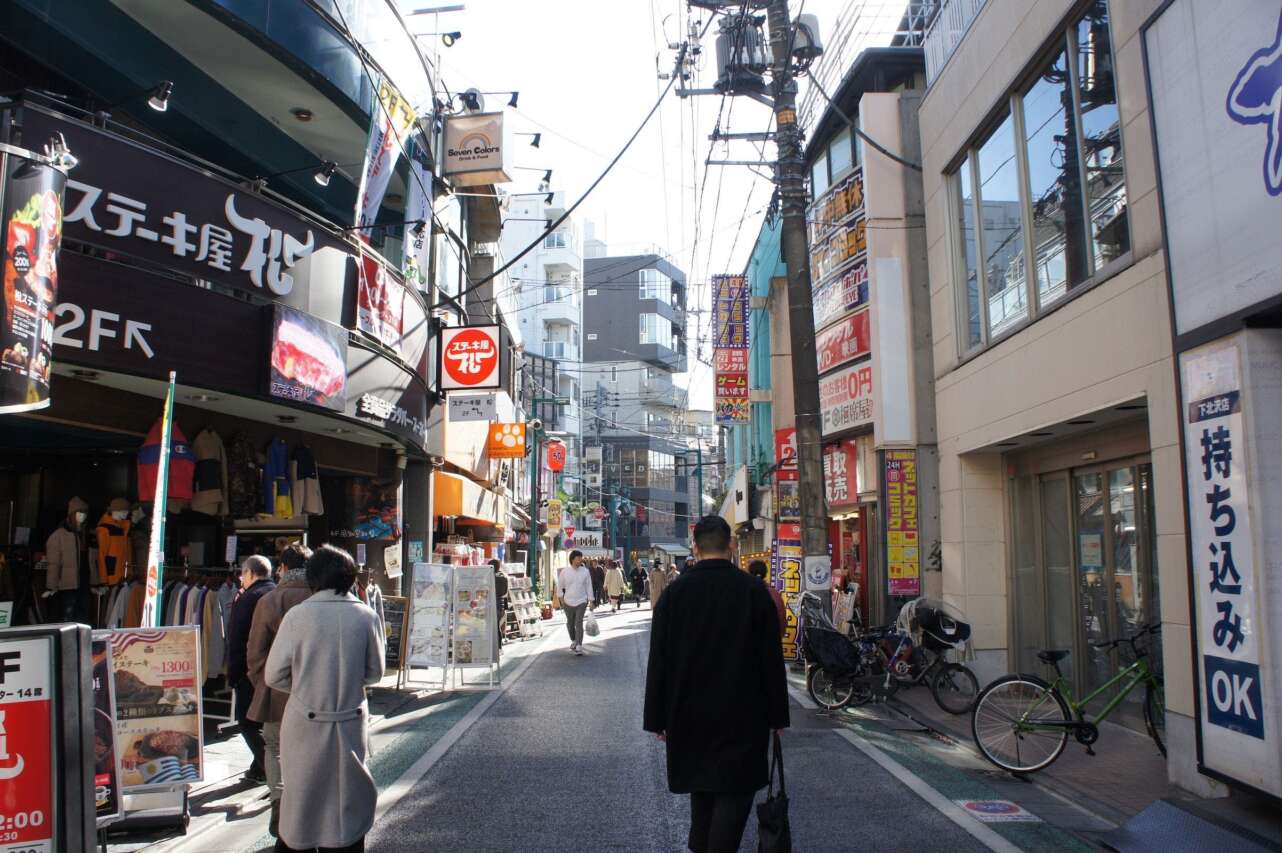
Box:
[924,0,987,84]
[542,340,580,363]
[539,291,581,327]
[541,231,581,273]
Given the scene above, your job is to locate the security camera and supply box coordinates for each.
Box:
[429,455,445,468]
[529,418,543,431]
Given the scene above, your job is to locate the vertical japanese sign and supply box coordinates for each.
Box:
[885,449,920,596]
[402,152,432,292]
[712,274,749,424]
[0,149,65,413]
[823,440,858,508]
[91,635,123,827]
[355,75,418,239]
[0,635,55,852]
[140,372,176,628]
[1181,339,1269,785]
[808,168,867,333]
[772,540,802,661]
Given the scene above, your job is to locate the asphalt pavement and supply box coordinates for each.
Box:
[368,604,993,853]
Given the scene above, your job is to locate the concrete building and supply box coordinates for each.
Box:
[920,0,1209,796]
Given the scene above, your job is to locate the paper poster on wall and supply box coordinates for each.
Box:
[408,562,453,668]
[452,564,496,665]
[384,542,403,579]
[885,450,920,597]
[91,634,123,826]
[109,627,204,790]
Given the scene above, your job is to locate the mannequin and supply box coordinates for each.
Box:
[95,497,133,586]
[44,496,88,623]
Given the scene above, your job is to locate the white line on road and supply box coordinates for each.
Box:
[788,686,1022,853]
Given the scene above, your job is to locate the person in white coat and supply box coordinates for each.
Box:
[265,545,385,853]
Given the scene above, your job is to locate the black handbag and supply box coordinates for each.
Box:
[756,732,791,853]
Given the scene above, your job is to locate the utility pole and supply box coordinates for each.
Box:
[765,0,830,576]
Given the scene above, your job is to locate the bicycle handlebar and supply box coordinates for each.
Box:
[1091,622,1162,652]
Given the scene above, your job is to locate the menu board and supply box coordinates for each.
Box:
[108,627,204,790]
[452,565,496,666]
[91,634,123,827]
[382,596,409,671]
[407,562,452,668]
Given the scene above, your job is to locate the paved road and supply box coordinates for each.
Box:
[369,605,992,852]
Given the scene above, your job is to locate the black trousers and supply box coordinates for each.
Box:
[688,791,755,853]
[234,677,265,775]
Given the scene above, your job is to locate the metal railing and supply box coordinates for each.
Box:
[924,0,988,84]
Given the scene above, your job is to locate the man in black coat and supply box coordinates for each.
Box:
[644,516,790,853]
[227,554,276,783]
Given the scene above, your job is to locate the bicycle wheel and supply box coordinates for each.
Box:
[807,666,855,710]
[930,663,979,714]
[1144,677,1167,757]
[972,675,1071,773]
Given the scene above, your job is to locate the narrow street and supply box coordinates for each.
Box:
[368,606,993,853]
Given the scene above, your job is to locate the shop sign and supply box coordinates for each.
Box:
[486,423,527,459]
[815,308,870,375]
[444,112,512,187]
[885,450,920,597]
[1145,1,1282,335]
[823,440,859,508]
[108,627,204,790]
[0,146,65,415]
[355,249,405,352]
[407,562,452,668]
[345,345,429,449]
[402,152,432,291]
[448,392,496,422]
[91,634,123,827]
[452,565,497,665]
[441,324,501,390]
[572,530,604,552]
[1181,338,1273,790]
[774,428,798,481]
[268,304,347,412]
[713,274,750,425]
[776,480,800,524]
[819,360,874,436]
[0,634,56,851]
[546,499,563,534]
[808,169,866,285]
[804,555,832,591]
[812,260,869,332]
[355,75,417,237]
[772,540,802,661]
[20,108,350,309]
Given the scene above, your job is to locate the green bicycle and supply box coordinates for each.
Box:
[971,623,1164,773]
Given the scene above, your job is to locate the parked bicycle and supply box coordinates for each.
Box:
[803,595,979,715]
[971,623,1165,774]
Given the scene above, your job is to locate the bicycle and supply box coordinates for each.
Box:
[971,623,1164,773]
[879,628,980,715]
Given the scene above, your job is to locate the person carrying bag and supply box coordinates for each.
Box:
[756,732,791,852]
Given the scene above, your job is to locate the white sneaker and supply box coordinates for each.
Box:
[569,643,578,652]
[574,646,585,656]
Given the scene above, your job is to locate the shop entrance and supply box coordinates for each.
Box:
[1010,456,1160,731]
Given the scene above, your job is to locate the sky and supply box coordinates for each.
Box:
[403,0,910,409]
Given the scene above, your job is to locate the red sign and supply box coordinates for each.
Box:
[777,522,801,541]
[714,349,748,372]
[823,440,859,508]
[356,251,406,353]
[441,325,501,390]
[546,442,566,472]
[815,308,871,374]
[774,428,798,481]
[565,525,576,538]
[0,636,55,850]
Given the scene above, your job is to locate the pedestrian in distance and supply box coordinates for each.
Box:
[246,544,313,836]
[590,559,606,609]
[748,559,788,635]
[265,545,385,853]
[629,561,648,608]
[604,561,626,611]
[645,515,790,853]
[648,560,669,608]
[490,559,509,651]
[227,555,276,784]
[558,549,593,655]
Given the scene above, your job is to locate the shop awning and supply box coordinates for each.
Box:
[654,543,691,557]
[433,471,509,527]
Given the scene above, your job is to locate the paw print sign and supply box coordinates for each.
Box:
[486,423,527,459]
[441,325,501,389]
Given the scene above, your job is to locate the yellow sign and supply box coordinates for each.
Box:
[546,499,562,534]
[775,543,803,661]
[885,449,920,596]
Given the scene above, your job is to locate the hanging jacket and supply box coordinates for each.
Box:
[263,438,294,518]
[191,428,230,517]
[226,432,262,520]
[94,513,132,586]
[45,522,83,591]
[290,445,324,516]
[138,418,196,507]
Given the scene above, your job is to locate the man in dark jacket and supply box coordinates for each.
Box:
[644,516,789,853]
[589,560,605,609]
[629,562,648,608]
[227,554,275,783]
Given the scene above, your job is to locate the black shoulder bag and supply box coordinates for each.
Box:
[756,731,791,852]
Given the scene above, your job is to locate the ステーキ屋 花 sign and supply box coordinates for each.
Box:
[441,325,501,390]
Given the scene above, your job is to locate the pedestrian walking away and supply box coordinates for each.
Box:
[227,554,276,784]
[644,515,790,853]
[559,549,593,654]
[265,544,385,853]
[246,543,313,837]
[590,559,606,609]
[648,560,669,608]
[605,561,626,611]
[748,559,787,635]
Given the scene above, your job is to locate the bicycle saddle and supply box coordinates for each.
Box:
[1037,649,1070,664]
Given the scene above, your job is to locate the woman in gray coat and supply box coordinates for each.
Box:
[265,545,385,852]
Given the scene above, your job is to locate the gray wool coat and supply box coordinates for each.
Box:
[264,590,386,849]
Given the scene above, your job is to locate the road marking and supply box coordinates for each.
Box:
[789,685,1022,853]
[374,628,559,822]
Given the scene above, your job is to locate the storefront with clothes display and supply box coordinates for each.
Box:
[0,103,436,649]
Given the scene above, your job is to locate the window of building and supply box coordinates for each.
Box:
[610,365,617,382]
[949,0,1128,355]
[829,127,854,179]
[639,313,672,346]
[810,151,830,197]
[543,231,569,249]
[639,268,672,302]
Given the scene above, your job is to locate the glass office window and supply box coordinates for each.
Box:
[1075,0,1129,268]
[829,127,853,178]
[954,156,983,350]
[640,268,671,301]
[975,114,1027,335]
[811,152,830,197]
[639,313,672,346]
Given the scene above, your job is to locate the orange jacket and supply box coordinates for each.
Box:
[94,513,132,585]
